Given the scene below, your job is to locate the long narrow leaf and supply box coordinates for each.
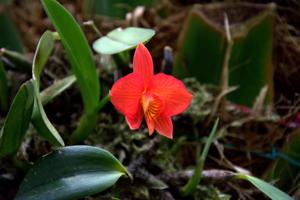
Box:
[31,80,64,146]
[0,60,8,112]
[40,75,76,105]
[15,145,128,200]
[0,80,34,156]
[32,31,56,85]
[235,174,293,200]
[42,0,100,113]
[181,119,219,196]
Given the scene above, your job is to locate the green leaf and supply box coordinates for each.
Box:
[235,174,293,200]
[0,14,24,53]
[40,75,76,105]
[0,48,31,72]
[84,0,154,19]
[173,3,275,106]
[70,94,110,144]
[0,0,15,5]
[93,27,155,55]
[181,119,219,196]
[15,145,128,200]
[32,31,56,85]
[0,80,34,157]
[42,0,100,113]
[264,128,300,191]
[0,60,8,113]
[31,80,64,147]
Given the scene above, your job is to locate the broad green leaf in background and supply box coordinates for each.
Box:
[40,75,76,105]
[84,0,154,19]
[173,3,275,106]
[0,60,8,113]
[42,0,100,114]
[31,80,64,146]
[32,31,56,85]
[15,145,128,200]
[93,27,155,55]
[0,14,24,53]
[181,119,219,196]
[235,174,293,200]
[0,80,34,157]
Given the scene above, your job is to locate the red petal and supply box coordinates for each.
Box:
[125,107,143,130]
[133,43,154,87]
[146,117,155,136]
[155,115,173,139]
[110,73,144,116]
[149,73,192,116]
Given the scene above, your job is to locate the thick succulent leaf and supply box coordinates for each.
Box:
[93,27,155,54]
[40,75,76,105]
[42,0,100,113]
[0,80,34,156]
[0,60,8,112]
[32,31,56,85]
[235,174,293,200]
[31,80,64,146]
[15,145,128,200]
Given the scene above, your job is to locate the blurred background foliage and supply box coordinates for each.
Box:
[1,0,300,199]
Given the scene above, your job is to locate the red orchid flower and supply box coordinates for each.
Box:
[110,43,192,139]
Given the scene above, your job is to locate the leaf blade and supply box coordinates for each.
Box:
[31,80,64,146]
[235,174,293,200]
[0,60,8,112]
[93,27,155,55]
[16,145,128,200]
[42,0,100,113]
[40,75,76,105]
[32,30,56,85]
[0,80,34,156]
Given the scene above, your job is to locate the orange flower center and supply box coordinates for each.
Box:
[141,93,163,121]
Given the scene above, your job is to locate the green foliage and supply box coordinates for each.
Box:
[0,48,31,72]
[0,80,34,157]
[0,60,8,113]
[30,30,64,146]
[0,0,14,5]
[15,145,128,200]
[40,75,76,105]
[93,27,155,55]
[31,80,65,147]
[173,3,275,106]
[181,119,219,196]
[84,0,154,19]
[265,129,300,191]
[235,174,293,200]
[0,14,24,53]
[42,0,100,114]
[32,31,56,85]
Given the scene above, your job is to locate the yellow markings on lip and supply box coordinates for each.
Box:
[141,93,164,121]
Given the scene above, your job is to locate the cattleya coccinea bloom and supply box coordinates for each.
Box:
[110,43,192,139]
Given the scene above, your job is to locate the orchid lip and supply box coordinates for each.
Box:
[141,93,164,122]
